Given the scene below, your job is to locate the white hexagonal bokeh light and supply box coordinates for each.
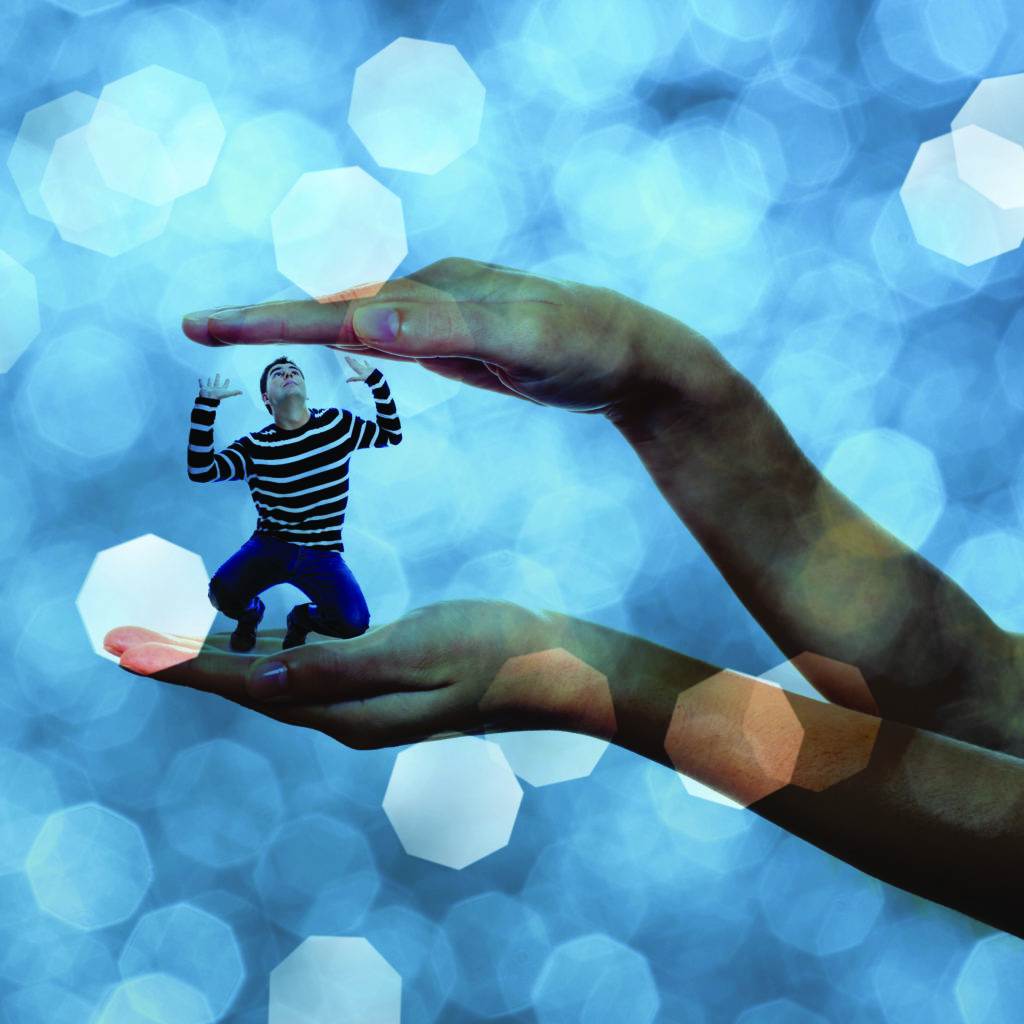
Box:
[76,534,216,665]
[94,973,213,1024]
[84,100,180,208]
[270,937,401,1024]
[95,65,226,203]
[119,903,245,1019]
[956,932,1024,1024]
[7,91,98,220]
[39,123,172,256]
[0,249,40,374]
[271,167,407,297]
[823,428,945,551]
[349,37,485,175]
[382,736,523,869]
[952,72,1024,210]
[0,748,62,875]
[484,730,609,787]
[157,739,284,868]
[532,932,661,1024]
[945,529,1024,633]
[14,67,223,255]
[951,124,1024,211]
[899,132,1024,266]
[26,802,153,931]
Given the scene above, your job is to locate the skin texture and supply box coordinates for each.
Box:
[111,256,1024,937]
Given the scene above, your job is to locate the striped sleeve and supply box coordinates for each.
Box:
[188,396,248,482]
[352,368,403,449]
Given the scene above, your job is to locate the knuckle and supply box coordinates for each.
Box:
[432,256,467,275]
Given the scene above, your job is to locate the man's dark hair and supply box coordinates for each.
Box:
[260,356,303,413]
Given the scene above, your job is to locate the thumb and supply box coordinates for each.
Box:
[244,627,432,702]
[351,300,495,362]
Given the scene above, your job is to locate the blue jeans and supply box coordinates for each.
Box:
[208,532,370,639]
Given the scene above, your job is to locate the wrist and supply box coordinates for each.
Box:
[529,611,718,766]
[604,300,751,445]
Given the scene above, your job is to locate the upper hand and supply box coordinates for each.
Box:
[197,373,243,400]
[102,601,607,750]
[180,258,732,419]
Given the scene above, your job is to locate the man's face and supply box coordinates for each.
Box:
[264,362,306,410]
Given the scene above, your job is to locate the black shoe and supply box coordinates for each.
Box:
[282,606,309,650]
[230,599,264,653]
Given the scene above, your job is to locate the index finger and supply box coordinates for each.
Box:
[115,624,439,706]
[181,274,460,347]
[182,299,351,346]
[118,639,256,700]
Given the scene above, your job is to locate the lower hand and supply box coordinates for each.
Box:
[103,601,606,749]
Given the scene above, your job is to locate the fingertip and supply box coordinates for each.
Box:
[207,312,243,343]
[182,313,225,345]
[117,648,153,676]
[119,641,198,676]
[104,625,149,655]
[182,306,244,345]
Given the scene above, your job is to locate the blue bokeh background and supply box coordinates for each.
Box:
[3,0,1024,1020]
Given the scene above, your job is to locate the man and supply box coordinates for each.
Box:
[187,353,402,651]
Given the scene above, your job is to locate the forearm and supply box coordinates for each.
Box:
[366,369,402,443]
[188,397,244,482]
[539,611,1024,937]
[605,307,1017,751]
[188,396,220,481]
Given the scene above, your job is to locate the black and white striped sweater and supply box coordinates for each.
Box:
[187,368,401,551]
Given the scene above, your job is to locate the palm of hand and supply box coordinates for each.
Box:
[344,355,373,381]
[105,600,584,750]
[198,373,242,400]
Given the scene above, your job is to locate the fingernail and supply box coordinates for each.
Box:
[248,660,288,699]
[205,310,246,344]
[353,306,399,343]
[183,306,235,326]
[183,308,239,345]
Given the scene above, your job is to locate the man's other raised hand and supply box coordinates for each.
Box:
[198,373,243,400]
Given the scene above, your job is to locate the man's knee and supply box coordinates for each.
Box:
[208,574,246,617]
[322,608,370,639]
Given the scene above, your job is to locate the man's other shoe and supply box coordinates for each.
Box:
[282,605,310,650]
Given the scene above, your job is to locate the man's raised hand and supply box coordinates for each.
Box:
[198,373,243,400]
[343,355,375,383]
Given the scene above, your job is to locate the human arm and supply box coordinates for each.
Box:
[340,355,402,449]
[103,604,1024,938]
[604,357,1019,755]
[179,260,1021,753]
[188,374,248,483]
